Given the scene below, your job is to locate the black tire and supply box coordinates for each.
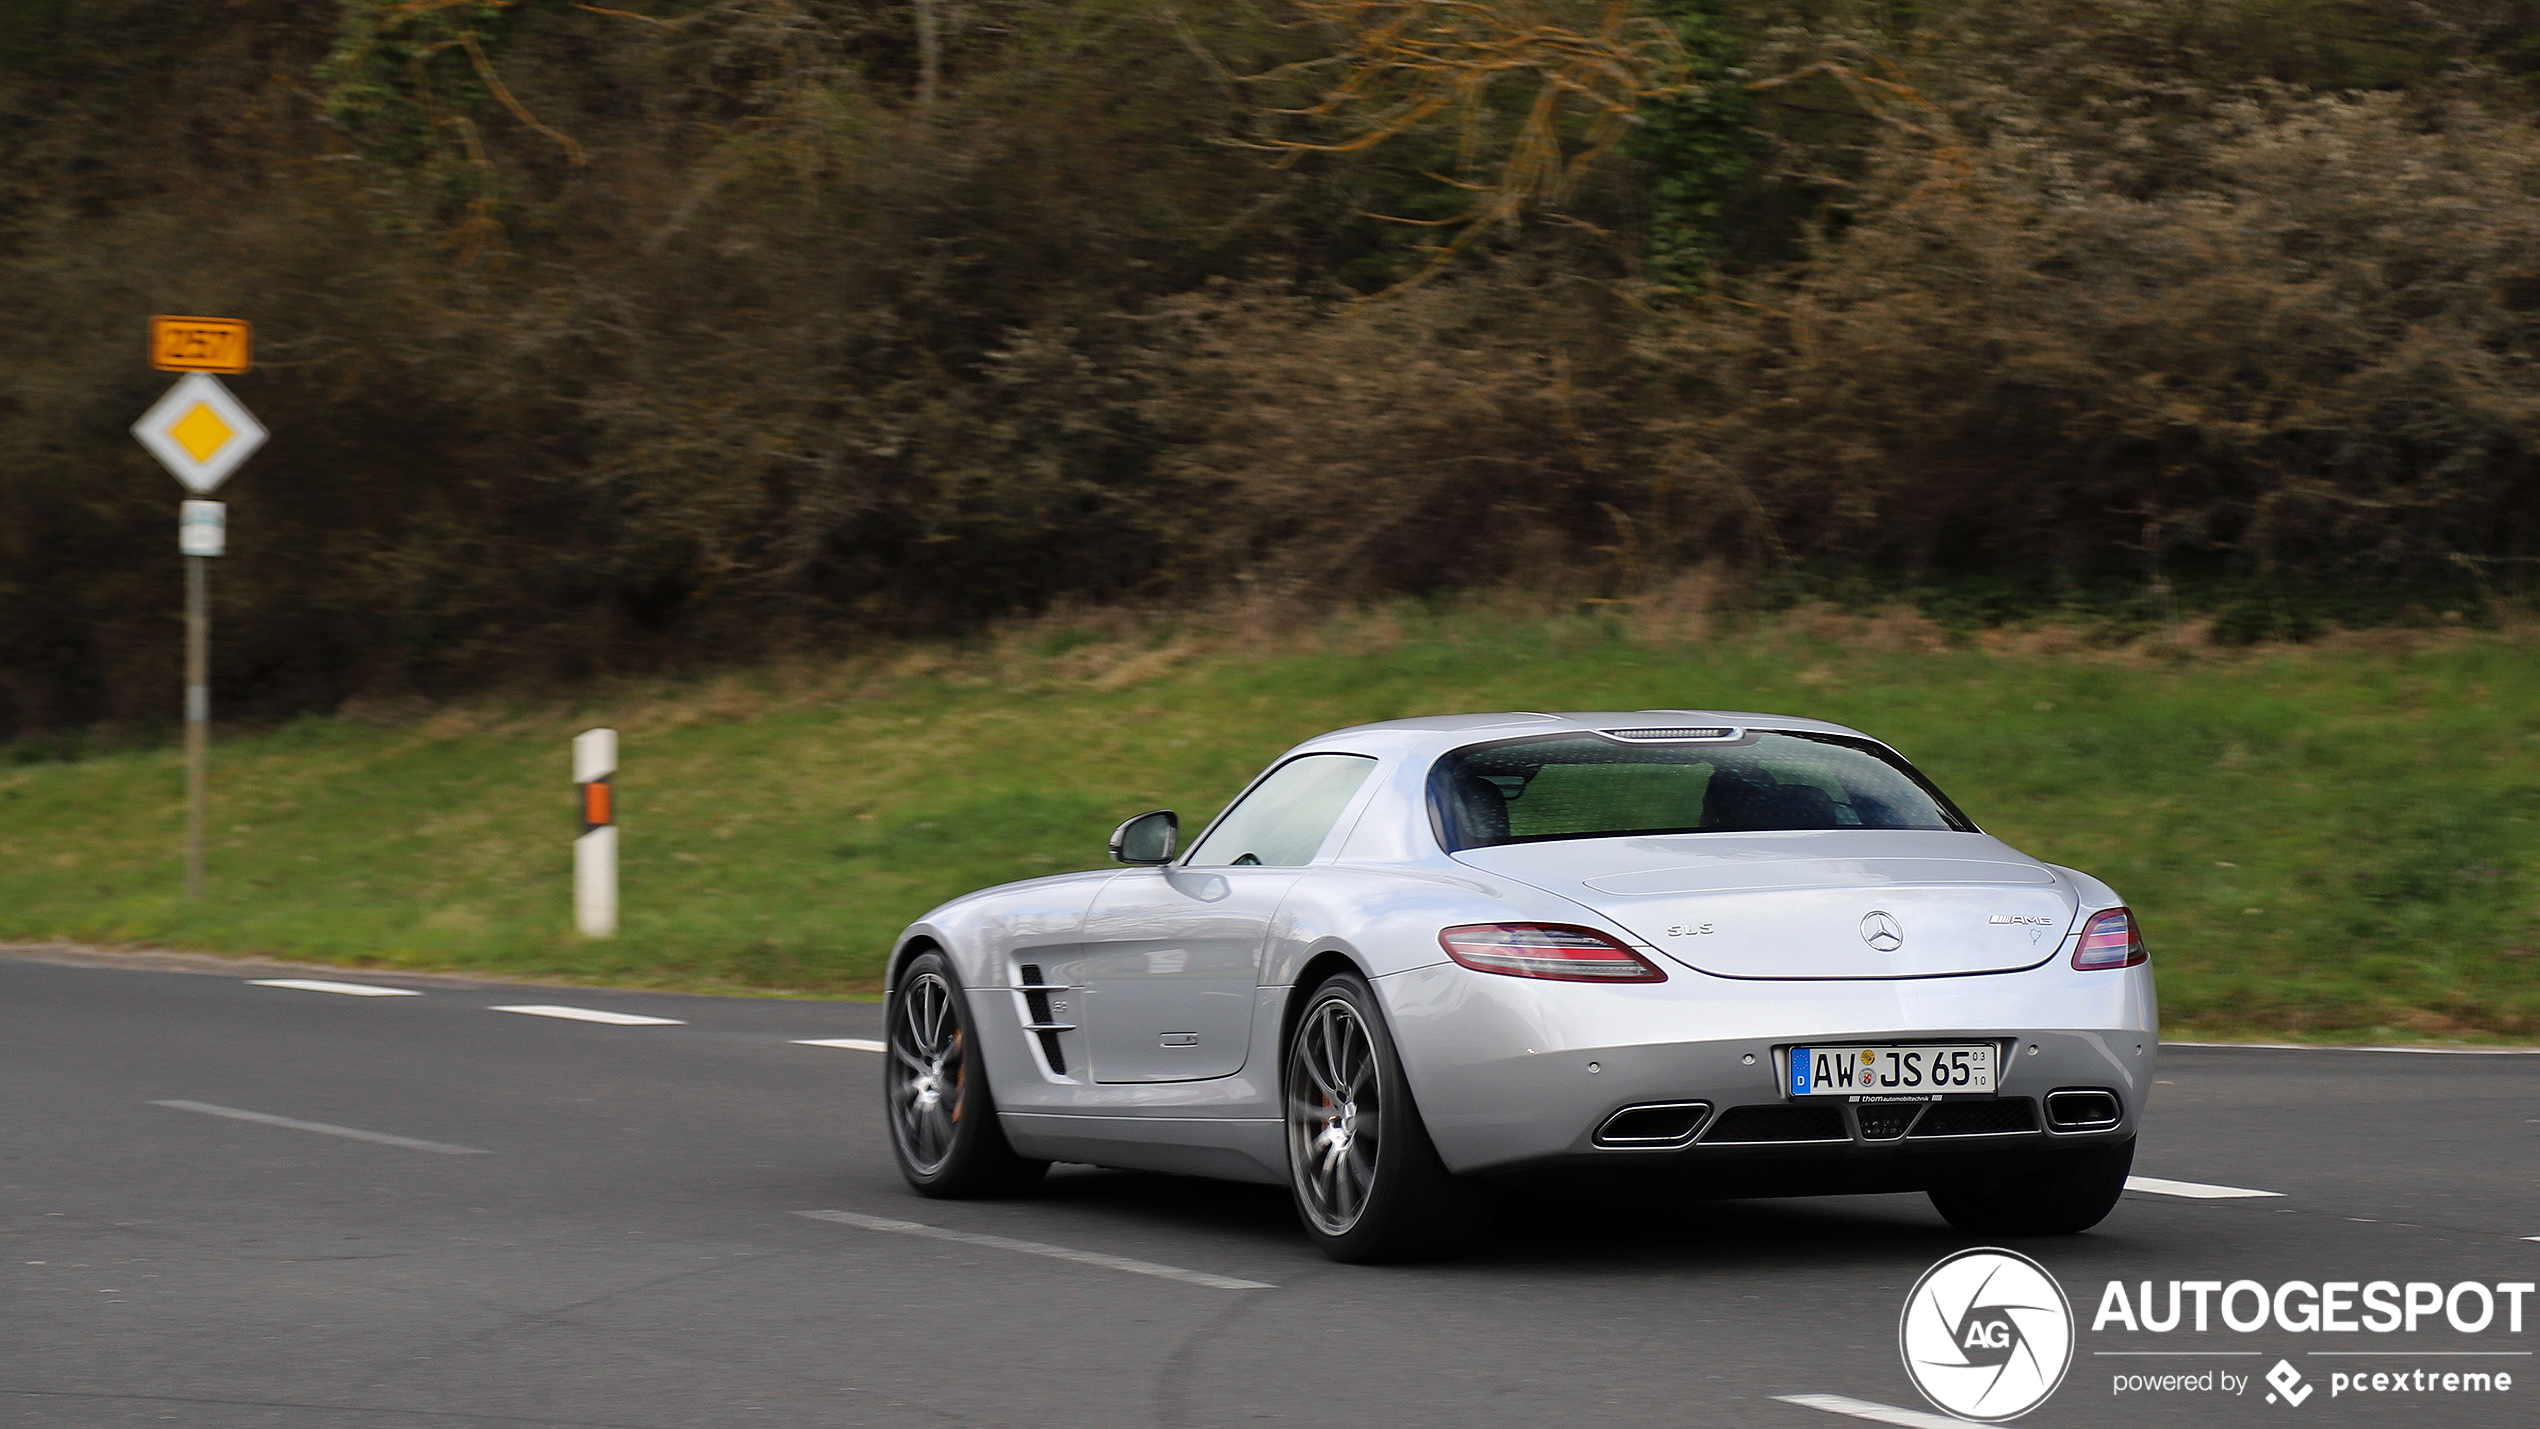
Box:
[885,950,1048,1198]
[1283,971,1481,1263]
[1928,1137,2135,1236]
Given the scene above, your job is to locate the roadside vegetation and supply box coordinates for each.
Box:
[5,3,2536,1041]
[3,600,2534,1043]
[8,0,2540,736]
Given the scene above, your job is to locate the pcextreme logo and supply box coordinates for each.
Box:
[1899,1247,2076,1422]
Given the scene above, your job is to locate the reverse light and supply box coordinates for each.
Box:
[1439,923,1666,982]
[2071,907,2147,970]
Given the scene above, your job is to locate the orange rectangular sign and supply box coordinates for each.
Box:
[151,316,253,374]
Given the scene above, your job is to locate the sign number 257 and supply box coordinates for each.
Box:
[151,316,253,375]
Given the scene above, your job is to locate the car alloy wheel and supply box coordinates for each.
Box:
[1287,993,1381,1235]
[889,970,965,1176]
[1282,972,1479,1261]
[883,950,1048,1198]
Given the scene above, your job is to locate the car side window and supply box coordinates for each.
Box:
[1184,754,1378,867]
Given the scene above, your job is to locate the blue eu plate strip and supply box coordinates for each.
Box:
[1789,1047,1812,1095]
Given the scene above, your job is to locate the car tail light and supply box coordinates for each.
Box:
[1438,923,1666,982]
[2071,907,2147,970]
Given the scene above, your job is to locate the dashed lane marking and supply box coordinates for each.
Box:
[150,1100,487,1155]
[2126,1175,2284,1200]
[797,1209,1272,1290]
[1775,1392,1974,1429]
[793,1038,885,1052]
[246,979,421,997]
[488,1005,684,1026]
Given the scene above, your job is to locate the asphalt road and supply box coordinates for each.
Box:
[4,949,2533,1429]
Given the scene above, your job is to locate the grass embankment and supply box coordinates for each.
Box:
[2,603,2534,1041]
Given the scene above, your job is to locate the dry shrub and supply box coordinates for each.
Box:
[9,0,2540,740]
[1150,273,1634,597]
[1627,563,1727,647]
[1645,4,2540,581]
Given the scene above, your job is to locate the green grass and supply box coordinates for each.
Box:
[3,602,2535,1041]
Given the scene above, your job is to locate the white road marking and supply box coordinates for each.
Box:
[1775,1392,1975,1429]
[247,979,421,997]
[2164,1041,2540,1055]
[792,1038,885,1052]
[2126,1175,2284,1200]
[149,1100,487,1155]
[798,1209,1272,1290]
[488,1005,683,1026]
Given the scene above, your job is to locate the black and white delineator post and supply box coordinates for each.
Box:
[573,728,618,938]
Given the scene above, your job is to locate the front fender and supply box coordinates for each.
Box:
[884,868,1122,994]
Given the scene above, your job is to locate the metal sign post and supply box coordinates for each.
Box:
[177,502,225,898]
[133,319,261,899]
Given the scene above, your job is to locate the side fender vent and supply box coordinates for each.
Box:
[1016,963,1070,1076]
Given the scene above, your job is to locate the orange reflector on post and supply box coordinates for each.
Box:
[581,778,613,830]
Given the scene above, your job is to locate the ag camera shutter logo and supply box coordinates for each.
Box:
[1899,1247,2076,1421]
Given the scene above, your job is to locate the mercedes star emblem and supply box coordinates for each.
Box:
[1861,910,1905,952]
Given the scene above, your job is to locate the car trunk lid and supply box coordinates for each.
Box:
[1451,832,2074,979]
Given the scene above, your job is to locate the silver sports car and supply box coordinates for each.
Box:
[883,712,2155,1261]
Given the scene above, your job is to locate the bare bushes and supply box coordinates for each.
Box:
[9,1,2540,739]
[1151,275,1635,599]
[1643,22,2540,583]
[0,0,1244,733]
[1130,2,2540,604]
[1150,78,2540,603]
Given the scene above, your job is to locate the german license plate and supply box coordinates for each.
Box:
[1787,1043,1995,1100]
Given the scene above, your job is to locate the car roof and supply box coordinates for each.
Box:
[1288,709,1880,761]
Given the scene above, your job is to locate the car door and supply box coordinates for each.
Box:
[1077,753,1378,1083]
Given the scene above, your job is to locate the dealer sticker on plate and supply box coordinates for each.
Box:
[1787,1044,1995,1100]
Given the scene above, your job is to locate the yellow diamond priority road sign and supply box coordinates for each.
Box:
[133,373,267,493]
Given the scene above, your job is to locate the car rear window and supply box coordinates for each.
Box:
[1427,731,1974,851]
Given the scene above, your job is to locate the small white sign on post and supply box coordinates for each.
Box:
[574,729,618,938]
[179,500,226,557]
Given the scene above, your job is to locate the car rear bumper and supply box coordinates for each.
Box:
[1374,959,2156,1178]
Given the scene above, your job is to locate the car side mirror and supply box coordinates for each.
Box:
[1109,809,1178,865]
